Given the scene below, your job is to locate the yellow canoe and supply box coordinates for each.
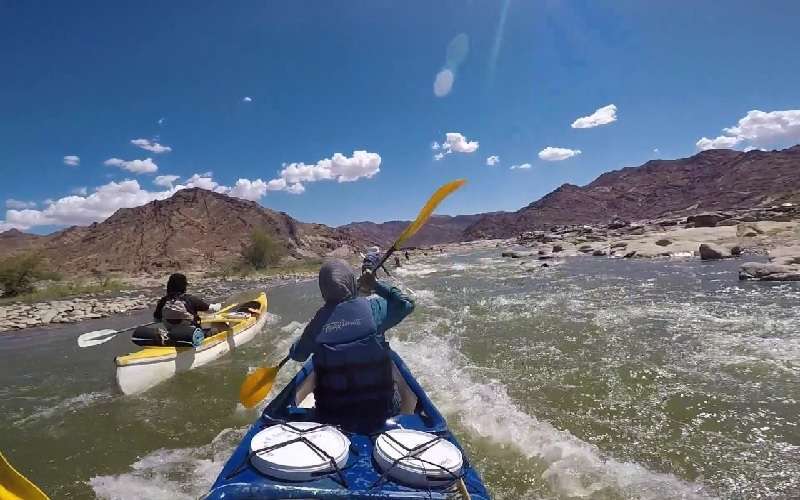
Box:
[0,451,49,500]
[115,292,268,395]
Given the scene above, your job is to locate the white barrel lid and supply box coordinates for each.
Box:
[373,429,463,488]
[250,421,350,481]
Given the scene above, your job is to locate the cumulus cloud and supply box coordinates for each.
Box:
[431,142,440,150]
[153,175,180,188]
[131,138,172,154]
[486,155,500,166]
[538,147,582,161]
[432,132,479,160]
[433,69,454,97]
[104,158,158,174]
[571,104,617,129]
[696,135,741,151]
[5,199,36,210]
[510,163,532,170]
[71,187,88,196]
[0,171,281,231]
[268,151,381,194]
[696,109,800,151]
[228,179,268,201]
[243,96,253,102]
[63,155,80,166]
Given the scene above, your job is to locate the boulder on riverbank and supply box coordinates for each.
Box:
[739,262,800,281]
[699,243,739,260]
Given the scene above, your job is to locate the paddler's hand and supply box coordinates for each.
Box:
[358,270,377,294]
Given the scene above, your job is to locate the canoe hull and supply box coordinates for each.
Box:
[207,351,490,499]
[115,293,267,395]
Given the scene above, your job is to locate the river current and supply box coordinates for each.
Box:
[1,248,798,499]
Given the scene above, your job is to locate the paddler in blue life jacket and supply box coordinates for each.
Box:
[289,259,415,427]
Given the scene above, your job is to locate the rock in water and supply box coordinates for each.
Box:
[655,239,672,247]
[699,243,732,260]
[739,262,800,281]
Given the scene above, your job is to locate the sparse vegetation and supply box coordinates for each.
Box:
[0,275,125,304]
[240,229,287,270]
[0,253,59,297]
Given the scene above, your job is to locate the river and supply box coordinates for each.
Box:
[1,248,798,499]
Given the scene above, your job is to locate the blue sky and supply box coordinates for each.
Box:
[1,1,799,234]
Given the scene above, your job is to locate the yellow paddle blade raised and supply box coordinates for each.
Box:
[393,179,466,249]
[0,451,49,500]
[239,365,281,409]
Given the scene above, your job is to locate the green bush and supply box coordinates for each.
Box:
[241,229,286,270]
[0,253,49,297]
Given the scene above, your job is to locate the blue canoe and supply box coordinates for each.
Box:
[207,351,490,499]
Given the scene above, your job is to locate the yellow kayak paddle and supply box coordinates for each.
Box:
[238,178,467,409]
[0,451,49,500]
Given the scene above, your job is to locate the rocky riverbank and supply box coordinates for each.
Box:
[495,204,800,281]
[0,272,315,332]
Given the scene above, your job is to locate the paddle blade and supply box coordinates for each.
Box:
[239,365,280,408]
[77,329,118,348]
[394,179,466,249]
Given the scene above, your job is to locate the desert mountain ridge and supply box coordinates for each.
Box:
[2,145,799,273]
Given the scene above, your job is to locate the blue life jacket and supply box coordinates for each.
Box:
[313,297,394,422]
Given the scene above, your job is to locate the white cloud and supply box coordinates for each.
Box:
[5,199,36,209]
[131,138,172,154]
[431,142,440,150]
[228,179,268,201]
[153,175,180,188]
[571,104,617,129]
[695,135,741,151]
[269,151,381,193]
[1,172,280,231]
[243,96,253,102]
[444,132,479,153]
[696,109,800,151]
[510,163,532,170]
[433,69,454,97]
[653,148,660,154]
[104,157,159,174]
[432,132,479,160]
[63,155,80,166]
[538,147,581,161]
[71,187,88,196]
[486,155,500,166]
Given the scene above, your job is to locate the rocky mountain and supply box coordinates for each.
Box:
[340,214,499,248]
[0,188,361,274]
[464,146,800,239]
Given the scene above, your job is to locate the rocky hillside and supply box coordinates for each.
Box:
[464,146,800,239]
[340,214,497,248]
[0,188,361,274]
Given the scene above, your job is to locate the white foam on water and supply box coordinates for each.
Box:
[392,330,713,499]
[90,428,245,500]
[395,264,440,277]
[280,320,306,333]
[262,312,281,325]
[15,391,114,426]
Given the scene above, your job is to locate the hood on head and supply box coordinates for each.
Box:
[167,273,187,296]
[318,259,357,304]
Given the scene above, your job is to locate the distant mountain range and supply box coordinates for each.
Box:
[0,188,360,274]
[2,145,799,274]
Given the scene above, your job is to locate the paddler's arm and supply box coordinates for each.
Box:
[370,281,415,336]
[153,296,167,321]
[289,310,324,362]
